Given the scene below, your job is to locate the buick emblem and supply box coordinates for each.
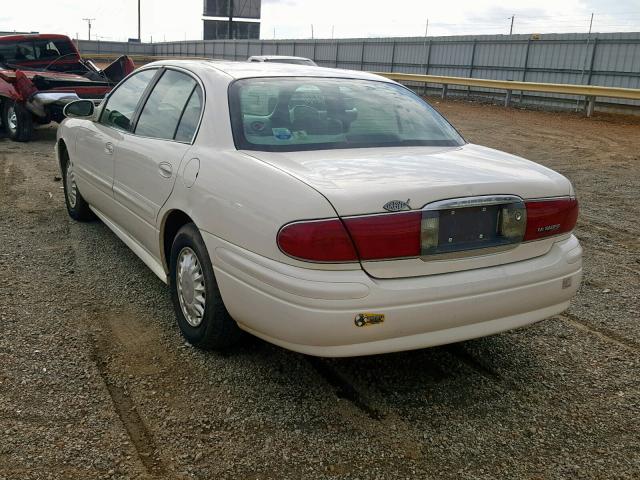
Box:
[383,199,411,212]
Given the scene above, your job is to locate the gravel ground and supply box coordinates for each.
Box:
[0,101,638,480]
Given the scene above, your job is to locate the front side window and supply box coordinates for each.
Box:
[135,70,199,141]
[229,77,464,152]
[100,69,157,131]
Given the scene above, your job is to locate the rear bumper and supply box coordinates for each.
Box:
[205,233,582,357]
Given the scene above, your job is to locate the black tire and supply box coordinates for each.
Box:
[169,223,241,350]
[61,151,94,221]
[2,99,33,142]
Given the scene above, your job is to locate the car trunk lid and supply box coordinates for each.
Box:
[246,143,574,278]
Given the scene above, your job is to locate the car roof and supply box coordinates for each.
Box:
[144,59,391,83]
[0,33,72,42]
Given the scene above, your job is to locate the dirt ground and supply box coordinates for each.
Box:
[0,100,639,480]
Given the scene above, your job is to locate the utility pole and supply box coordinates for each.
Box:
[509,15,514,35]
[228,0,234,39]
[425,18,429,37]
[82,18,95,41]
[138,0,141,41]
[311,24,314,39]
[577,12,595,111]
[331,25,334,39]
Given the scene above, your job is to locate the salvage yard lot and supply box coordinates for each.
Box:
[1,100,639,479]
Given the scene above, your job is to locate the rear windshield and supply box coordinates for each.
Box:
[228,77,464,152]
[0,38,77,64]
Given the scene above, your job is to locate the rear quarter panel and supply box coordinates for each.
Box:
[161,147,356,271]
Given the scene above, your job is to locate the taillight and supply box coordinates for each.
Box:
[277,212,422,262]
[343,212,422,260]
[277,218,358,262]
[524,197,579,241]
[278,197,578,263]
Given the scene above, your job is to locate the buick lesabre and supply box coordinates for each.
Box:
[56,60,582,356]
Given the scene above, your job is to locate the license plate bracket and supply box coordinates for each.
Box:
[421,195,526,259]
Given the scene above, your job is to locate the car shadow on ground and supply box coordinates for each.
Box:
[230,318,542,409]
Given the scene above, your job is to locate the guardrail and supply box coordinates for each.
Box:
[373,72,640,117]
[84,54,640,117]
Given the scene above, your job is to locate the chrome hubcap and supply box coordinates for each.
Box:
[7,106,17,132]
[176,247,206,327]
[65,162,77,208]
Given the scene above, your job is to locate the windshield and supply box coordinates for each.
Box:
[229,77,464,152]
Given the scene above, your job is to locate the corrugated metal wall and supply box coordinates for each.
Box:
[78,32,640,113]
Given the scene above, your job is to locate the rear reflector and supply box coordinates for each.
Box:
[277,218,358,262]
[524,197,579,241]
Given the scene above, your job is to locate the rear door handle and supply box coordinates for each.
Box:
[104,142,114,155]
[159,162,173,178]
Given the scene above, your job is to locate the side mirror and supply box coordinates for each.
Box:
[63,100,95,118]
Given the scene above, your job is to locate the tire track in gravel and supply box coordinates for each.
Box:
[306,357,427,463]
[0,152,25,206]
[91,338,168,478]
[90,323,171,479]
[558,313,639,353]
[66,222,173,479]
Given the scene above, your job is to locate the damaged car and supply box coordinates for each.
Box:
[0,33,134,141]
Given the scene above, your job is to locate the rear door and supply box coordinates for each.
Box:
[112,68,204,254]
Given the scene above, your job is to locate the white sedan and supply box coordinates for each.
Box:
[57,60,582,357]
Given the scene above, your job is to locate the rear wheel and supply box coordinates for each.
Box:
[62,152,94,221]
[2,99,33,142]
[169,223,241,350]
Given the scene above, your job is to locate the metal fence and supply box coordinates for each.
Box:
[77,32,640,113]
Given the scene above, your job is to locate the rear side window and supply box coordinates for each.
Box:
[100,69,157,131]
[0,38,76,63]
[174,86,203,142]
[10,42,36,61]
[135,70,199,141]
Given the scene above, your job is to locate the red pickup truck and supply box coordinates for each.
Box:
[0,33,134,141]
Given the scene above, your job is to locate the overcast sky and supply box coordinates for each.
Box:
[1,0,639,42]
